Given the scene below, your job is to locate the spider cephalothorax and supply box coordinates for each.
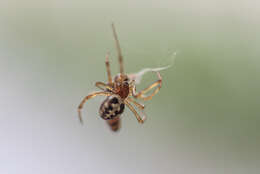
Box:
[78,23,162,131]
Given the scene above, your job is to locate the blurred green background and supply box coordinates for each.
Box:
[0,0,259,174]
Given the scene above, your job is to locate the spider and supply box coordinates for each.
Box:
[78,23,162,131]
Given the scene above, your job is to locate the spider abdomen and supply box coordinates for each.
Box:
[99,95,125,120]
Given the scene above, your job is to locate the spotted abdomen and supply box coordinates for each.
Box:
[99,95,125,120]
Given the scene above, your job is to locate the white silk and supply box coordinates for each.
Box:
[128,51,177,84]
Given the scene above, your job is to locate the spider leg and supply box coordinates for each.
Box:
[95,82,115,92]
[111,23,124,75]
[132,71,162,101]
[78,91,112,124]
[105,53,113,85]
[126,97,145,110]
[124,100,145,124]
[126,98,147,122]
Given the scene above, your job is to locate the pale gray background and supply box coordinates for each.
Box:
[0,0,259,174]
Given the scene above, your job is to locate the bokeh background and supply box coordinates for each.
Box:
[0,0,259,174]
